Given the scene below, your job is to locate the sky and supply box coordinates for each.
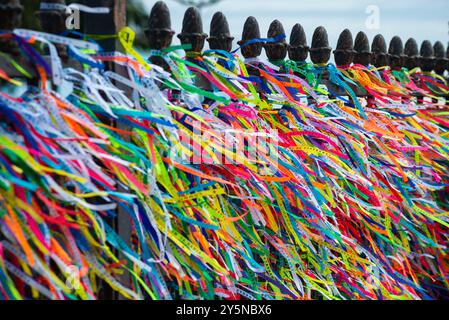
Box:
[139,0,449,57]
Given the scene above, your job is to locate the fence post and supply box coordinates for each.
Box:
[178,6,207,54]
[404,37,421,104]
[335,29,363,97]
[264,19,287,62]
[311,27,348,101]
[353,31,371,66]
[446,43,449,104]
[388,36,404,71]
[334,29,355,67]
[237,16,263,94]
[238,16,263,60]
[207,11,233,52]
[178,7,210,89]
[353,32,373,101]
[81,0,125,51]
[420,40,434,72]
[146,1,175,70]
[310,26,331,64]
[404,38,419,70]
[433,41,446,75]
[371,34,388,68]
[80,0,131,300]
[288,23,309,64]
[446,43,449,76]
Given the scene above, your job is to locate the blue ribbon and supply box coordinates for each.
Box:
[232,34,286,54]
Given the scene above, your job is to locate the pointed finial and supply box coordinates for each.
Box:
[433,41,446,75]
[404,38,419,69]
[353,31,371,65]
[371,34,388,67]
[420,40,434,72]
[146,1,175,50]
[238,16,263,59]
[178,7,208,53]
[333,29,355,66]
[388,36,404,70]
[264,19,287,61]
[310,26,332,64]
[207,11,234,52]
[434,41,445,58]
[288,23,308,62]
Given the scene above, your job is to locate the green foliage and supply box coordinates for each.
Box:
[173,0,223,9]
[126,0,148,48]
[21,0,40,30]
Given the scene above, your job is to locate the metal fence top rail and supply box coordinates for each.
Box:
[0,0,447,75]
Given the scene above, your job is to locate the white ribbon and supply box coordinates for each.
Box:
[13,29,101,51]
[39,2,110,14]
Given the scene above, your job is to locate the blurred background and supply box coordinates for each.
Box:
[21,0,449,52]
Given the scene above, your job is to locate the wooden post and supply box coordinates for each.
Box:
[81,0,125,51]
[81,0,132,300]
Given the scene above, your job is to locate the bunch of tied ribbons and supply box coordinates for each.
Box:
[0,27,449,300]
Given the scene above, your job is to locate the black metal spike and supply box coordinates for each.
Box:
[207,11,234,52]
[238,16,262,59]
[0,0,23,54]
[264,19,287,61]
[433,41,445,58]
[404,38,419,69]
[333,29,355,67]
[371,34,388,67]
[433,41,446,75]
[146,1,175,69]
[146,1,175,51]
[288,23,308,62]
[420,40,434,72]
[178,7,207,53]
[353,31,371,66]
[388,36,404,70]
[309,26,332,64]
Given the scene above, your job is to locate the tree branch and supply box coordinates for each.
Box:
[172,0,224,9]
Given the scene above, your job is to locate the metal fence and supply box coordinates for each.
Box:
[0,0,448,86]
[0,0,448,299]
